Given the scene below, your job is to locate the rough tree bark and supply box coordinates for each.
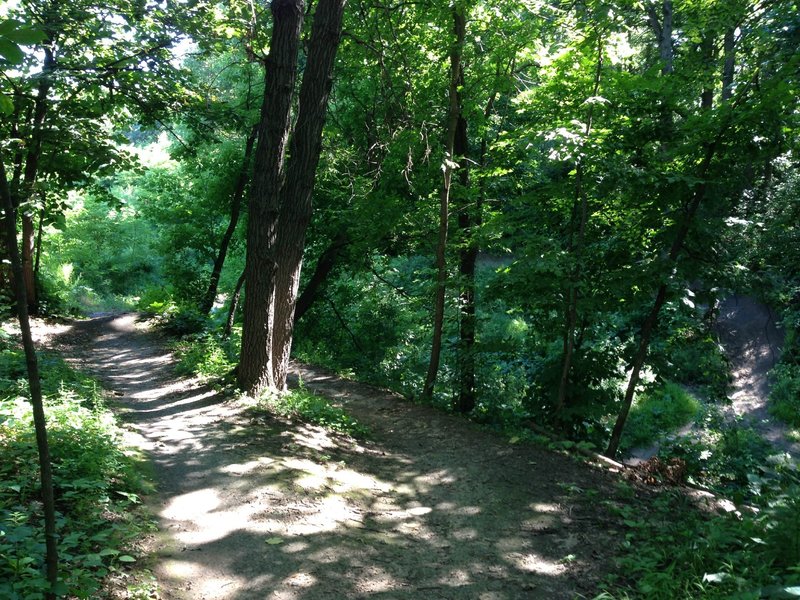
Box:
[270,0,348,389]
[421,4,466,403]
[238,0,347,394]
[1,154,58,599]
[238,0,305,394]
[199,126,257,316]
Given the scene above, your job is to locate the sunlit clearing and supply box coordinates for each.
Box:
[163,488,220,521]
[508,552,566,576]
[529,502,560,513]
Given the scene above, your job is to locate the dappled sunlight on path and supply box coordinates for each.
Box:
[53,314,625,599]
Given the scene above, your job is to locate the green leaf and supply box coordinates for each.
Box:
[265,537,284,545]
[4,27,46,45]
[52,580,69,595]
[0,38,24,64]
[0,94,13,115]
[117,555,136,563]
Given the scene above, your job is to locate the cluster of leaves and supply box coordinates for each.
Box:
[770,364,800,429]
[601,468,800,599]
[0,330,152,599]
[38,192,164,313]
[173,330,237,380]
[617,381,701,454]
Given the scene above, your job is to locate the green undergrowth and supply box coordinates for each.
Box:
[599,468,800,599]
[769,363,800,428]
[254,386,369,439]
[619,381,701,454]
[172,330,237,380]
[0,328,154,599]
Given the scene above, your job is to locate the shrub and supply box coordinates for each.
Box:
[0,332,152,599]
[173,331,237,379]
[256,387,369,439]
[770,363,800,427]
[619,381,701,453]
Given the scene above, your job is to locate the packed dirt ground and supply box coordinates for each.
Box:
[37,314,642,599]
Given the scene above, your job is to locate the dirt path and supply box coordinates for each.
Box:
[715,295,799,458]
[49,314,631,599]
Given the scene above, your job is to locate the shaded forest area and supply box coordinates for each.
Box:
[2,0,800,597]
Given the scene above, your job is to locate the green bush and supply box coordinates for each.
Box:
[173,331,237,379]
[619,381,701,453]
[770,363,800,427]
[256,387,369,439]
[0,334,151,599]
[602,481,800,599]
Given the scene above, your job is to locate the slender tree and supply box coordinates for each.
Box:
[199,125,257,316]
[1,152,58,599]
[421,3,467,402]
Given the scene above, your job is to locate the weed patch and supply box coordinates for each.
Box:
[256,387,369,439]
[619,381,701,453]
[0,332,153,599]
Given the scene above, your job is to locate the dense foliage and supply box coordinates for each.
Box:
[0,328,152,598]
[2,0,800,596]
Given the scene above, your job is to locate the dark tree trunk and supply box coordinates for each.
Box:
[722,28,736,101]
[200,126,257,316]
[18,46,55,316]
[271,0,348,390]
[606,143,718,459]
[239,0,347,394]
[294,230,350,322]
[224,270,246,339]
[455,112,475,414]
[422,4,466,403]
[21,212,36,312]
[238,0,305,394]
[34,196,45,277]
[1,154,58,599]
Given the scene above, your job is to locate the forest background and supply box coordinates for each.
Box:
[1,0,800,597]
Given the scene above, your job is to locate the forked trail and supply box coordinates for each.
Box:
[52,313,631,599]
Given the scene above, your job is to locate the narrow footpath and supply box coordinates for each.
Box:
[50,314,631,599]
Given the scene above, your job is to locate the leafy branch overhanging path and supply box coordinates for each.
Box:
[52,314,632,599]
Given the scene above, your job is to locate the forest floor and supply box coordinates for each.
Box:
[36,313,645,600]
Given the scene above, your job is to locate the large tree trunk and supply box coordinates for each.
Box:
[238,0,347,395]
[200,126,257,316]
[238,0,305,394]
[1,154,58,599]
[421,4,466,402]
[271,0,348,390]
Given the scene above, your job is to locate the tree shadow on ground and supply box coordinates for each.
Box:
[53,314,629,599]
